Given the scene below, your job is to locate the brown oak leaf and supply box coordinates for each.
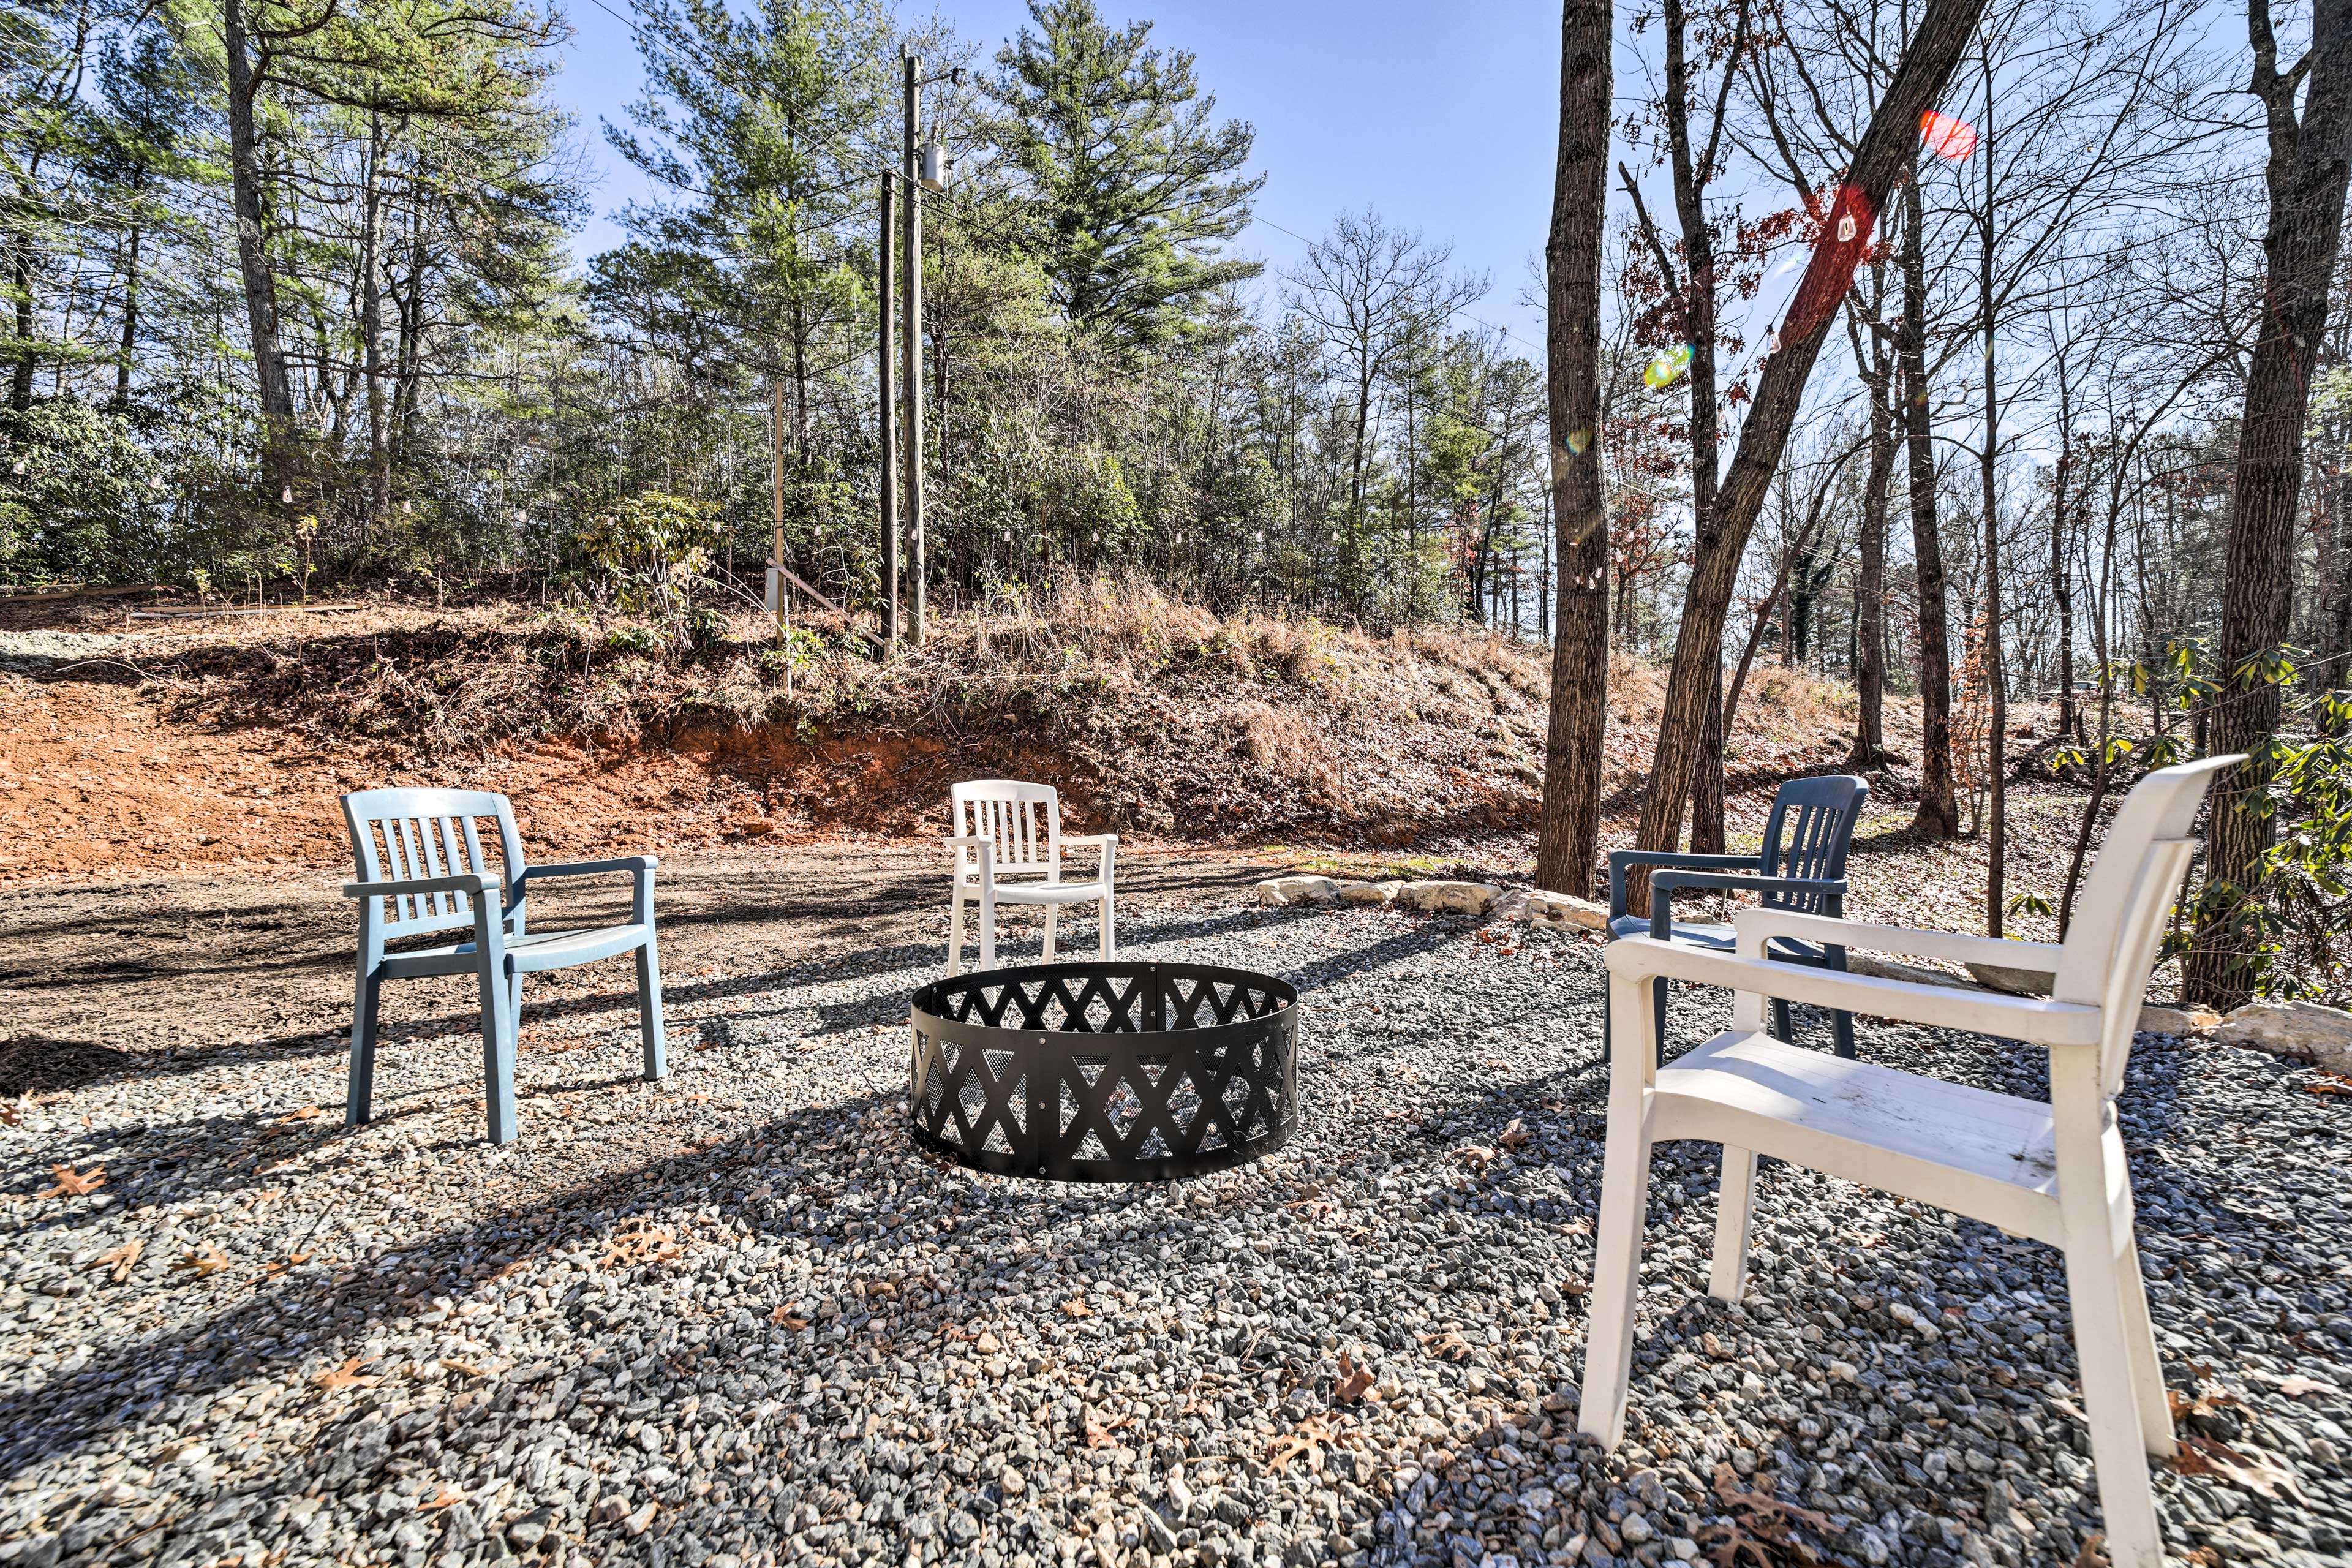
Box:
[1333,1352,1376,1405]
[38,1164,104,1199]
[89,1240,143,1283]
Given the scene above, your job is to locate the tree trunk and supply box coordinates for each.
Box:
[1535,0,1613,900]
[361,113,390,533]
[2051,361,2079,741]
[223,0,295,466]
[1978,42,2007,932]
[113,208,142,407]
[1901,172,1961,839]
[1628,0,1986,887]
[10,240,35,410]
[1849,368,1894,764]
[2187,0,2352,1006]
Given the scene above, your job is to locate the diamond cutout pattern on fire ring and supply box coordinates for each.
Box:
[1051,1043,1267,1166]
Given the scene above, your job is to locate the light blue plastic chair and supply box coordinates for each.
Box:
[341,788,666,1144]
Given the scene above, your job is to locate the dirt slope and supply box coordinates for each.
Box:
[0,585,1888,883]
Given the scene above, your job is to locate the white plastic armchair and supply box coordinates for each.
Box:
[1578,757,2240,1568]
[943,780,1117,974]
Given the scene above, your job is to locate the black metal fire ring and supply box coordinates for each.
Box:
[908,960,1300,1182]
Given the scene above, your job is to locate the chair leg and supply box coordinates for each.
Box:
[944,887,965,976]
[979,881,998,971]
[2060,1233,2169,1568]
[636,935,668,1082]
[1042,905,1058,961]
[347,965,382,1126]
[1099,894,1115,958]
[1651,976,1668,1064]
[508,974,524,1046]
[2116,1234,2174,1458]
[478,956,518,1145]
[1768,997,1795,1045]
[1708,1145,1758,1303]
[1831,1008,1857,1060]
[1578,1105,1654,1450]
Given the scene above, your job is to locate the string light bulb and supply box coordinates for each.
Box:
[281,484,293,504]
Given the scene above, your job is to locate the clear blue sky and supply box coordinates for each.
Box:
[545,0,1569,353]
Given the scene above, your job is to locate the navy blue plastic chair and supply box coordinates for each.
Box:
[1604,775,1871,1058]
[341,788,666,1144]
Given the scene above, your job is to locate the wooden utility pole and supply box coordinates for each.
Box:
[878,170,898,651]
[903,53,927,645]
[772,382,792,694]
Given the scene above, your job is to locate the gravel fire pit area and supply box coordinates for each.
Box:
[4,900,2350,1568]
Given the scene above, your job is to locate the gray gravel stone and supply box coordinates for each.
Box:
[1,904,2346,1568]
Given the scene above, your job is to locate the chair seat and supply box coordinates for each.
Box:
[1649,1029,2088,1245]
[959,878,1111,905]
[1607,916,1823,961]
[379,924,650,979]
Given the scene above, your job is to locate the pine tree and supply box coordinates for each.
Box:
[987,0,1261,349]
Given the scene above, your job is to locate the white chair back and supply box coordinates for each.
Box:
[2048,756,2243,1098]
[950,780,1062,880]
[341,787,522,937]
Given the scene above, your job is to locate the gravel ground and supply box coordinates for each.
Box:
[4,897,2349,1568]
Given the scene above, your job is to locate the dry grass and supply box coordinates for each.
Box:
[133,576,1866,842]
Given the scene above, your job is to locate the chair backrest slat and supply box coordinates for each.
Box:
[1757,775,1869,916]
[951,780,1062,878]
[341,788,525,938]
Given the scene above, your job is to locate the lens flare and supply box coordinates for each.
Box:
[1643,343,1695,390]
[1565,429,1592,456]
[1920,110,1978,162]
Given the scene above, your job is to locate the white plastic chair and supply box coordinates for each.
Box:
[1580,757,2240,1568]
[943,780,1117,974]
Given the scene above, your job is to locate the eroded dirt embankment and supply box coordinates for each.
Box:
[0,586,1878,883]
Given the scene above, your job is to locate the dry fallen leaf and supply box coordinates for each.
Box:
[768,1303,809,1329]
[600,1221,682,1270]
[89,1240,143,1283]
[38,1164,104,1199]
[1419,1330,1474,1363]
[1265,1417,1335,1474]
[260,1251,314,1279]
[313,1357,381,1392]
[440,1359,496,1379]
[1059,1295,1093,1319]
[273,1106,322,1125]
[1498,1119,1532,1151]
[415,1485,466,1513]
[175,1246,228,1277]
[1333,1351,1376,1405]
[2173,1434,2301,1500]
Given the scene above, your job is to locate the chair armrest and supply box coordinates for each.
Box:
[1063,833,1116,881]
[342,873,494,900]
[1649,872,1845,941]
[516,856,659,881]
[1605,934,2103,1047]
[1732,908,2064,972]
[943,835,995,847]
[1608,850,1760,914]
[513,856,658,926]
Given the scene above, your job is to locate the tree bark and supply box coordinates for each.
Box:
[1629,0,1986,884]
[2187,0,2352,1005]
[1978,40,2007,932]
[1849,368,1894,764]
[224,0,296,462]
[1900,172,1961,838]
[1535,0,1613,900]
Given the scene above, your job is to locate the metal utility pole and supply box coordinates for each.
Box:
[902,52,926,644]
[878,170,898,651]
